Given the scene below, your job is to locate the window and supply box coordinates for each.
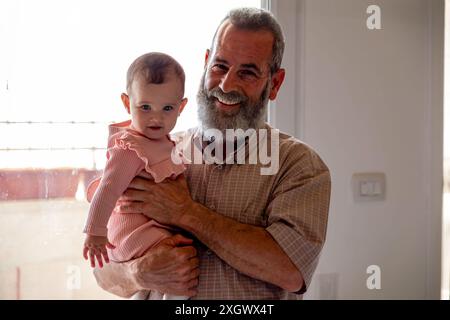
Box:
[0,0,262,299]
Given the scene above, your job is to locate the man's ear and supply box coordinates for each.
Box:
[269,68,286,100]
[204,49,210,69]
[178,98,188,116]
[121,93,131,114]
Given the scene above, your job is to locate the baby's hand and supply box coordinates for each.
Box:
[83,235,115,268]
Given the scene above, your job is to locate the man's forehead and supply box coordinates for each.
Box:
[213,21,274,68]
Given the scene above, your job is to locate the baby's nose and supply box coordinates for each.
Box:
[150,112,164,121]
[148,115,163,125]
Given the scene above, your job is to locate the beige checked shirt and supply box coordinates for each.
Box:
[144,123,331,300]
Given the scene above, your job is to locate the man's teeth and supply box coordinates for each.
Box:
[216,96,240,105]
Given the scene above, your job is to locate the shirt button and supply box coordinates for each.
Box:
[206,250,213,256]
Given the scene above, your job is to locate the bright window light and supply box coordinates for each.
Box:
[0,0,261,169]
[0,0,262,300]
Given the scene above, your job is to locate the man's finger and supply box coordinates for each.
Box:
[173,279,198,293]
[187,277,199,289]
[172,174,188,187]
[164,282,197,297]
[174,246,197,261]
[189,257,200,270]
[186,288,198,297]
[128,176,156,191]
[190,267,200,280]
[172,278,198,297]
[122,189,148,201]
[163,234,193,247]
[119,201,144,213]
[181,267,200,282]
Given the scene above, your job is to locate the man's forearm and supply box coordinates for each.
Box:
[178,202,303,292]
[93,261,140,298]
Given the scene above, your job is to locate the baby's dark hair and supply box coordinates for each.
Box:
[126,52,185,94]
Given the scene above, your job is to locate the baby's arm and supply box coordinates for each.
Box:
[83,147,144,267]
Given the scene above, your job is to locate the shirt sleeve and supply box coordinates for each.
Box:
[265,145,331,294]
[83,147,144,236]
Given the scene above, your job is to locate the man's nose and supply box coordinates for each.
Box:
[219,71,239,93]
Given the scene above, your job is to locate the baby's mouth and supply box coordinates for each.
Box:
[148,125,163,131]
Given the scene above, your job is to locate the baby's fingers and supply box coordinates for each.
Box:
[95,250,104,268]
[106,241,115,250]
[83,246,89,260]
[89,250,96,268]
[100,247,110,264]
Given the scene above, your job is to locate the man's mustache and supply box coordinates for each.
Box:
[207,87,249,106]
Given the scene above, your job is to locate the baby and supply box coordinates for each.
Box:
[83,52,188,300]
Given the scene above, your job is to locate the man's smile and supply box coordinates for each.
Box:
[216,100,240,111]
[214,97,241,112]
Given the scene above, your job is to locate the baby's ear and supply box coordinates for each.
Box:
[178,98,188,115]
[121,93,131,114]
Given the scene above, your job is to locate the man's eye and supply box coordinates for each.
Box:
[163,105,174,111]
[212,64,228,72]
[240,70,257,78]
[140,104,151,111]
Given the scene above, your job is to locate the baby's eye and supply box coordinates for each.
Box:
[140,104,151,111]
[163,105,174,111]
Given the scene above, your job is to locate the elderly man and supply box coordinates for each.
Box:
[93,7,331,300]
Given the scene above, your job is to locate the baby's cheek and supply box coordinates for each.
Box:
[166,116,178,133]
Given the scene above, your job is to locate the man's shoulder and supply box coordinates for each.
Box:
[265,124,329,173]
[265,123,315,156]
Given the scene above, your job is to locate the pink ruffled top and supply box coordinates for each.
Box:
[114,127,185,183]
[83,120,186,237]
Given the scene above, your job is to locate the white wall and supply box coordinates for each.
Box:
[271,0,444,299]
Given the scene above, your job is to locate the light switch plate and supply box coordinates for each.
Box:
[352,172,386,202]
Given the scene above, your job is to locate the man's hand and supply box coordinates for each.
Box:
[118,175,194,226]
[93,234,199,298]
[130,234,200,296]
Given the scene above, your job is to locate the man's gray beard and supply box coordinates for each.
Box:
[196,72,270,135]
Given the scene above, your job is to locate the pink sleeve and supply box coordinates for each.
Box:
[83,147,144,236]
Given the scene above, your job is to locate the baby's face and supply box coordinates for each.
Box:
[127,75,186,140]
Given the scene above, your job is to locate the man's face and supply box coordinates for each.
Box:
[197,21,278,133]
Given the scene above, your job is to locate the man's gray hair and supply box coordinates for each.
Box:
[211,7,285,75]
